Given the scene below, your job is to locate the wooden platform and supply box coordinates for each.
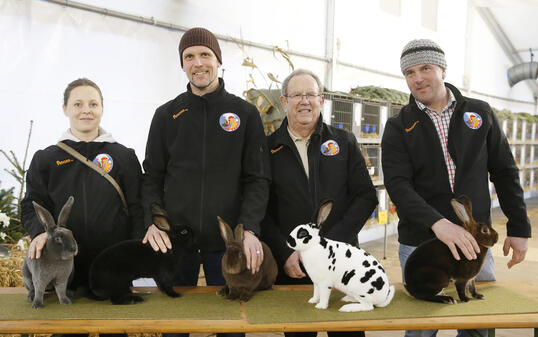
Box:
[0,282,536,334]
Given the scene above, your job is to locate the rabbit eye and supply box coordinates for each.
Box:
[55,237,62,243]
[180,229,188,235]
[481,227,489,234]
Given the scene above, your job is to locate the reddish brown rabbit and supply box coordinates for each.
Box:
[217,217,278,302]
[404,195,498,304]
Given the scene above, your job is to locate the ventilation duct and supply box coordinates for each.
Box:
[507,62,538,87]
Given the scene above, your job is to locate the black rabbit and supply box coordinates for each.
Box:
[404,195,499,304]
[89,204,196,304]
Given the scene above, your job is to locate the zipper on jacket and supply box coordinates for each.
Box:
[199,100,207,236]
[82,144,89,242]
[310,136,320,212]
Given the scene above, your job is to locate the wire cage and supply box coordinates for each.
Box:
[389,103,403,119]
[513,145,524,167]
[523,169,531,192]
[359,102,382,139]
[360,144,381,183]
[533,168,538,191]
[523,145,534,167]
[502,119,515,142]
[516,120,524,141]
[323,93,355,133]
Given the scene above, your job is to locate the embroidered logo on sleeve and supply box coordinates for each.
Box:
[270,145,284,154]
[56,158,73,166]
[321,140,340,156]
[405,120,419,133]
[219,113,240,132]
[172,108,188,119]
[463,112,483,130]
[93,153,114,173]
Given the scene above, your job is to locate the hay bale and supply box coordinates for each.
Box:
[0,245,25,287]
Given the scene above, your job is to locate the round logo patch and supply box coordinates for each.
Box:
[219,113,240,132]
[321,140,340,156]
[463,112,483,130]
[93,153,114,173]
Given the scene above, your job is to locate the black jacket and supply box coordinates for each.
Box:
[142,79,270,252]
[382,83,531,246]
[262,117,378,266]
[22,139,144,287]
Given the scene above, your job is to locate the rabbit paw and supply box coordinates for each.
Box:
[217,286,229,298]
[111,294,144,305]
[32,301,44,309]
[340,295,356,302]
[308,296,319,304]
[239,293,252,302]
[59,297,72,305]
[315,302,328,309]
[472,293,484,300]
[339,303,374,312]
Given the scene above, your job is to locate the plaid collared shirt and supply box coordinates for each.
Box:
[415,89,457,191]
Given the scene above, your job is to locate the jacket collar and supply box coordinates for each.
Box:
[272,115,324,147]
[407,82,467,113]
[186,78,226,101]
[59,127,116,143]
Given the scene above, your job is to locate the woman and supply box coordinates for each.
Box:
[21,78,144,292]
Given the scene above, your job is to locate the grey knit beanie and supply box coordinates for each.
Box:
[400,39,446,74]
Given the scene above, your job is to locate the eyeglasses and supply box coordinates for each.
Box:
[285,93,321,102]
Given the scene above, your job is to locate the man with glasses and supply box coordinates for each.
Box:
[262,69,378,337]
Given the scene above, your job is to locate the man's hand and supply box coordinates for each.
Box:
[284,251,306,279]
[142,224,172,253]
[431,218,480,261]
[29,232,47,259]
[243,230,263,274]
[503,236,528,268]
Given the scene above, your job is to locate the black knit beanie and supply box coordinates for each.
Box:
[178,27,222,66]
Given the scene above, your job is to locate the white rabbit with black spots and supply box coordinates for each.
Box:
[287,201,394,312]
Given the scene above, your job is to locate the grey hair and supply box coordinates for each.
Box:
[281,69,323,96]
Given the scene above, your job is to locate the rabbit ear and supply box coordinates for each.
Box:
[317,201,333,226]
[234,224,244,242]
[57,196,74,227]
[217,216,233,244]
[451,197,471,226]
[32,201,56,232]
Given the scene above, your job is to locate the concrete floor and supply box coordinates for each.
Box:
[196,197,538,337]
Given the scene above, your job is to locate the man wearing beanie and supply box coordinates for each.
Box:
[141,27,270,337]
[382,39,531,337]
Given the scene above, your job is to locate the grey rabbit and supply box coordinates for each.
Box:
[404,195,499,304]
[22,196,78,309]
[217,217,278,302]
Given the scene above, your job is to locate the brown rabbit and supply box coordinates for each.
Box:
[217,217,278,302]
[404,195,498,304]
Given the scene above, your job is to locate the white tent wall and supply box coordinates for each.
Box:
[1,0,537,191]
[466,6,537,112]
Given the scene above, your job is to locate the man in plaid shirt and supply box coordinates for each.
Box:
[382,39,531,337]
